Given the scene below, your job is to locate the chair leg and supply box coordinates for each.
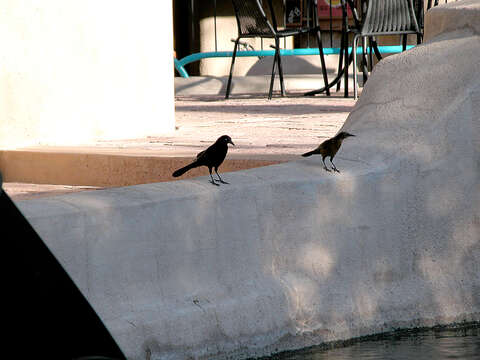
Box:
[368,36,373,72]
[371,37,383,61]
[341,3,349,98]
[275,39,286,97]
[226,39,240,99]
[336,32,344,92]
[344,31,349,98]
[315,29,330,96]
[417,33,423,44]
[268,43,278,100]
[361,36,368,86]
[353,34,360,100]
[402,34,407,52]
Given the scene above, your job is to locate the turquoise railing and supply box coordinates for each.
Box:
[174,45,414,78]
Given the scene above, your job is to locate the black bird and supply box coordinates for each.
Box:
[172,135,235,185]
[302,131,355,172]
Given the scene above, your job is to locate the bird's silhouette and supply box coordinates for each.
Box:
[302,131,355,172]
[172,135,235,185]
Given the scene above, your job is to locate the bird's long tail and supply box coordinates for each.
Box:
[302,150,317,157]
[172,161,199,177]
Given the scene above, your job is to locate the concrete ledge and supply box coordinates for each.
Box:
[0,150,284,187]
[17,153,480,359]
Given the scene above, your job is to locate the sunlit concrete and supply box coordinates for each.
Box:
[0,1,174,149]
[14,2,480,360]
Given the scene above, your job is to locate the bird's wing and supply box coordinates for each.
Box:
[196,144,216,164]
[196,149,207,160]
[320,137,333,150]
[319,137,330,147]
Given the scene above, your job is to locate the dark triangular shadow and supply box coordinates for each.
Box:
[1,189,126,360]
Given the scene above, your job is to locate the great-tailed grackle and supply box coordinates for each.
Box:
[172,135,235,185]
[302,131,355,172]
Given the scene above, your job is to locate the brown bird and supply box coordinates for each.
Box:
[302,131,355,172]
[172,135,235,185]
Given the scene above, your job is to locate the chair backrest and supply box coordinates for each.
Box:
[231,0,276,37]
[361,0,421,35]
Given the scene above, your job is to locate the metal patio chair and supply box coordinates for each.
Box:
[345,0,422,99]
[427,0,450,8]
[226,0,330,99]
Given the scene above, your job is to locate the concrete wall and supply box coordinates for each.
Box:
[0,1,175,149]
[15,2,480,359]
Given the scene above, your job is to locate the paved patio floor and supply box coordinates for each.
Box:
[3,90,358,199]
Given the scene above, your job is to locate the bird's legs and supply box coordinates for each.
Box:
[209,168,220,186]
[215,169,229,184]
[322,157,331,172]
[330,157,340,173]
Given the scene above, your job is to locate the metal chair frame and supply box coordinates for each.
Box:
[343,0,422,99]
[226,0,330,99]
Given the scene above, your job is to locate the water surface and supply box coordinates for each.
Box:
[268,327,480,360]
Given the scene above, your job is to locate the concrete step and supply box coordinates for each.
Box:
[0,149,288,187]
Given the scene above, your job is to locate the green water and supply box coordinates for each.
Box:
[266,326,480,360]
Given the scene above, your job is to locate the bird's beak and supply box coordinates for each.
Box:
[348,133,355,137]
[229,140,235,146]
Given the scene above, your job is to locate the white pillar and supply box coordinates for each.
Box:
[0,1,174,148]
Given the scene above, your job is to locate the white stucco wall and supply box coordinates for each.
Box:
[0,1,174,149]
[14,2,480,360]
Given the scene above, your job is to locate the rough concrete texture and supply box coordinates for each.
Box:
[15,3,480,360]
